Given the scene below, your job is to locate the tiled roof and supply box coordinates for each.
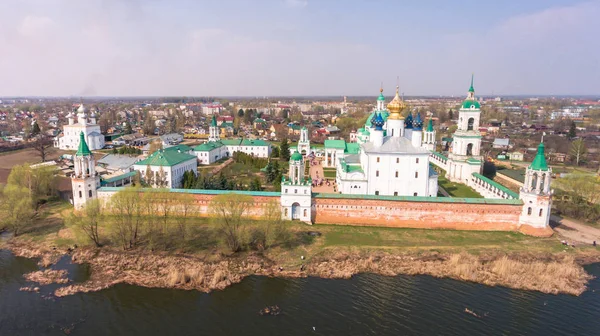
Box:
[98,187,280,197]
[194,141,225,152]
[324,139,346,149]
[135,149,196,167]
[164,144,192,152]
[472,173,519,199]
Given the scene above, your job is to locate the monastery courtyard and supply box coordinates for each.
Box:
[308,158,336,193]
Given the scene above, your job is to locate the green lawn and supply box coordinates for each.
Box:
[438,175,482,198]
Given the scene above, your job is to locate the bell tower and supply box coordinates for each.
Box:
[519,140,553,232]
[208,115,220,142]
[422,118,436,151]
[72,132,100,210]
[446,75,483,184]
[297,127,310,155]
[280,151,312,223]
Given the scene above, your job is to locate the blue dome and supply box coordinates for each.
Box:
[413,113,423,130]
[405,113,414,129]
[372,113,385,131]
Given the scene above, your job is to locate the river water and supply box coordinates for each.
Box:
[1,248,600,336]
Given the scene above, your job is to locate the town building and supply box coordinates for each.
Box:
[194,115,272,164]
[519,141,553,230]
[280,151,312,222]
[133,148,197,188]
[71,132,101,210]
[55,104,105,151]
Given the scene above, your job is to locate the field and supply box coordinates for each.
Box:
[322,167,337,179]
[437,175,482,198]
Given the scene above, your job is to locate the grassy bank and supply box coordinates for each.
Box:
[6,199,600,297]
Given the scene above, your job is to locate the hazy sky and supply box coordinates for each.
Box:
[0,0,598,96]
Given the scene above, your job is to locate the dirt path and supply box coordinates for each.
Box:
[551,215,600,245]
[309,160,335,193]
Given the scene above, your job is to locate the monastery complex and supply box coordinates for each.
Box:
[71,77,554,237]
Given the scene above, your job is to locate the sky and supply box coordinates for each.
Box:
[0,0,598,97]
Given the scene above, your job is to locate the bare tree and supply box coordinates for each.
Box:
[175,192,197,239]
[209,193,254,253]
[67,199,103,247]
[0,184,35,236]
[570,139,587,166]
[110,187,143,249]
[31,135,54,162]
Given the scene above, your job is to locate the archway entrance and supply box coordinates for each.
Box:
[466,143,473,156]
[291,202,300,220]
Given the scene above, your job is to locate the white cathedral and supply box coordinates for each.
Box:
[324,87,439,197]
[55,104,105,151]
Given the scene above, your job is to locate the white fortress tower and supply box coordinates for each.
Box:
[71,132,100,210]
[447,75,483,185]
[280,151,312,222]
[519,141,553,230]
[422,118,436,151]
[208,115,220,142]
[297,127,310,155]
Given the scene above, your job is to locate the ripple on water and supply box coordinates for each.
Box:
[1,249,600,336]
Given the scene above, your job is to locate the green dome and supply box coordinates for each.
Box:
[377,92,385,101]
[462,100,481,109]
[291,151,303,161]
[75,131,91,156]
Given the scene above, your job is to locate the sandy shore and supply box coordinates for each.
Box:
[7,240,600,297]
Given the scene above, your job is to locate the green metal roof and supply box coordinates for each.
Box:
[313,192,522,205]
[75,132,92,156]
[218,138,271,147]
[98,187,280,197]
[164,144,192,153]
[426,119,434,132]
[194,141,225,152]
[135,149,196,167]
[529,142,549,171]
[344,142,360,154]
[324,139,347,149]
[468,74,475,93]
[431,152,448,161]
[210,115,217,127]
[377,91,386,101]
[291,151,303,161]
[472,173,519,199]
[462,100,481,109]
[467,158,482,165]
[101,171,137,185]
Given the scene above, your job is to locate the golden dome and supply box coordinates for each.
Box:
[387,86,405,120]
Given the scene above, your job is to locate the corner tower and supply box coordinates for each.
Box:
[72,132,100,210]
[280,151,312,223]
[518,141,553,235]
[423,118,436,151]
[446,75,483,184]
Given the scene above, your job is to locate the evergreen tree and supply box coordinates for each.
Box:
[265,161,275,183]
[31,121,41,136]
[249,177,262,191]
[218,172,228,190]
[273,160,280,176]
[273,173,283,192]
[125,122,133,134]
[280,139,290,161]
[448,109,454,120]
[238,109,244,117]
[568,121,577,140]
[270,146,280,158]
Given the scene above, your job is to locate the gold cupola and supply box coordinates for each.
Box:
[386,86,405,120]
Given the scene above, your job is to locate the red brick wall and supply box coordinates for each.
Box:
[313,198,522,231]
[188,194,280,218]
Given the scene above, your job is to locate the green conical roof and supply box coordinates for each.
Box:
[530,142,549,171]
[75,132,92,156]
[210,115,217,127]
[468,74,475,93]
[426,118,434,132]
[291,151,303,161]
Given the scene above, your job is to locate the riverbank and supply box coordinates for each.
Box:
[6,238,600,297]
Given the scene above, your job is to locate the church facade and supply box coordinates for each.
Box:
[327,88,438,197]
[55,104,105,151]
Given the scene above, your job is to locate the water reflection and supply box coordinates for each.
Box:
[1,249,600,336]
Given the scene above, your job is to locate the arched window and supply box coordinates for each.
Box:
[416,158,419,164]
[79,191,82,198]
[539,209,543,217]
[466,143,473,156]
[303,209,307,217]
[396,158,399,163]
[527,207,532,215]
[531,173,538,190]
[377,157,380,163]
[376,170,379,177]
[467,117,475,131]
[395,171,398,178]
[88,190,92,198]
[415,172,419,178]
[540,173,546,192]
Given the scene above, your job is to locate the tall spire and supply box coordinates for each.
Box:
[76,131,91,156]
[530,139,549,171]
[426,118,434,132]
[469,73,475,93]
